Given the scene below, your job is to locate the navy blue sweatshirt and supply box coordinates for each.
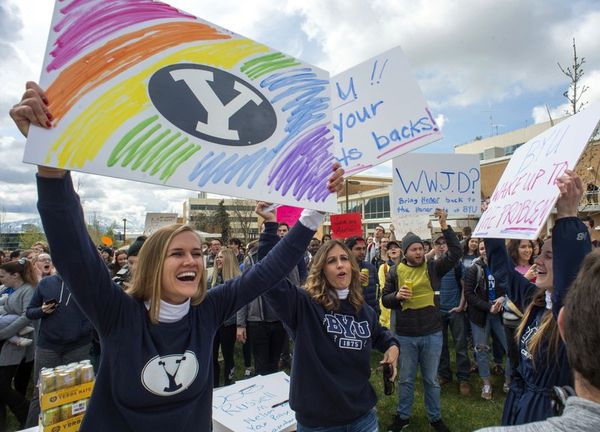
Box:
[259,222,398,427]
[37,173,316,432]
[26,274,93,353]
[485,217,591,425]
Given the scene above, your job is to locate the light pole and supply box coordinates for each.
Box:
[122,218,127,243]
[344,179,360,213]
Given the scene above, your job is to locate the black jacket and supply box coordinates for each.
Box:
[381,226,462,336]
[463,258,506,328]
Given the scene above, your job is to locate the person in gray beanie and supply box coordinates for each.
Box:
[382,209,462,432]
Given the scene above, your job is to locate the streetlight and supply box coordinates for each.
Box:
[344,179,361,213]
[122,218,127,242]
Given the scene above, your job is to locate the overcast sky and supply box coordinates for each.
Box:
[1,0,599,231]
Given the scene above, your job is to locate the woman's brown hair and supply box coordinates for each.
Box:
[0,258,38,287]
[126,224,207,324]
[305,240,363,312]
[508,239,535,266]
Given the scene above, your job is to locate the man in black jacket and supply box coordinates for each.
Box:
[382,209,461,432]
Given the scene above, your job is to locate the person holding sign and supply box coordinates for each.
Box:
[9,82,344,432]
[256,207,399,431]
[483,170,591,425]
[382,209,461,432]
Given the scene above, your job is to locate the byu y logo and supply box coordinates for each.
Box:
[141,351,199,396]
[323,313,371,350]
[148,64,277,146]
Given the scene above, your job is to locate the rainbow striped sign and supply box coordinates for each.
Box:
[25,0,337,212]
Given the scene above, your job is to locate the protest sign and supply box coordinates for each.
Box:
[332,46,443,176]
[474,104,600,239]
[276,206,303,227]
[143,212,178,236]
[24,0,337,212]
[392,154,481,217]
[330,213,363,239]
[212,372,294,432]
[391,214,431,240]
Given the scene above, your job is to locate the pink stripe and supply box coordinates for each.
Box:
[376,132,437,159]
[502,227,538,232]
[345,164,373,175]
[48,0,195,72]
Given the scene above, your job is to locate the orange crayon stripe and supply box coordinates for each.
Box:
[46,21,230,123]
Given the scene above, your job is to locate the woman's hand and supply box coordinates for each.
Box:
[327,162,344,194]
[9,81,67,178]
[524,264,537,281]
[556,169,583,219]
[9,81,51,137]
[236,327,247,343]
[380,344,400,381]
[255,202,276,222]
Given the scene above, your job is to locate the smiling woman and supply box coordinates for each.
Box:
[9,81,345,432]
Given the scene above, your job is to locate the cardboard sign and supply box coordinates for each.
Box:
[24,0,337,212]
[276,206,303,227]
[390,214,431,240]
[143,212,178,236]
[474,104,600,239]
[392,153,481,217]
[212,372,294,432]
[330,213,363,239]
[332,46,443,176]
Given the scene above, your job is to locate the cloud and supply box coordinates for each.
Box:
[435,114,447,130]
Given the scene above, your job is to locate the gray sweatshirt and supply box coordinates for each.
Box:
[476,397,600,432]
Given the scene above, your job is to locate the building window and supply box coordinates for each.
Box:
[364,196,389,219]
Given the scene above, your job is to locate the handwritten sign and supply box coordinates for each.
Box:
[392,154,481,217]
[390,214,431,240]
[331,46,443,176]
[474,104,600,239]
[143,212,178,236]
[212,372,294,432]
[24,0,337,212]
[330,213,363,239]
[276,206,303,227]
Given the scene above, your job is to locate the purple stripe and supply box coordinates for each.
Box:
[48,0,195,71]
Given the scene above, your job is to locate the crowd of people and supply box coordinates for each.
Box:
[0,82,598,432]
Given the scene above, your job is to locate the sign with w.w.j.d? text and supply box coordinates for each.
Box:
[474,104,600,239]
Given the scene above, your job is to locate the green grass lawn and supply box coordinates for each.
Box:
[7,344,507,432]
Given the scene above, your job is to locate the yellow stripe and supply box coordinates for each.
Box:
[47,39,270,168]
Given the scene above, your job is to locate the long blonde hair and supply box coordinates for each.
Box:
[305,240,363,312]
[515,287,561,368]
[212,247,241,286]
[126,224,207,324]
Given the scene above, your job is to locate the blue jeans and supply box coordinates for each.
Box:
[297,409,378,431]
[439,311,470,382]
[396,332,443,422]
[471,314,511,379]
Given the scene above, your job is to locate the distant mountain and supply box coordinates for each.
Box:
[1,216,143,234]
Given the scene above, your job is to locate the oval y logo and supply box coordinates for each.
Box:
[149,64,277,146]
[141,351,199,397]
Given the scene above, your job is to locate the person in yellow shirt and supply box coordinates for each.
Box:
[379,240,402,330]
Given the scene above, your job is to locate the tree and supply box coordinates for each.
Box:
[19,225,46,249]
[230,199,257,244]
[213,200,231,242]
[190,211,212,233]
[558,38,589,115]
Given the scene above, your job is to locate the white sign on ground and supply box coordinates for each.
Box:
[332,46,443,176]
[474,104,600,239]
[212,372,294,432]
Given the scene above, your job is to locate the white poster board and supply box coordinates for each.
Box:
[143,212,178,235]
[212,372,294,432]
[332,46,443,176]
[392,153,481,217]
[474,104,600,239]
[390,214,432,240]
[24,0,337,212]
